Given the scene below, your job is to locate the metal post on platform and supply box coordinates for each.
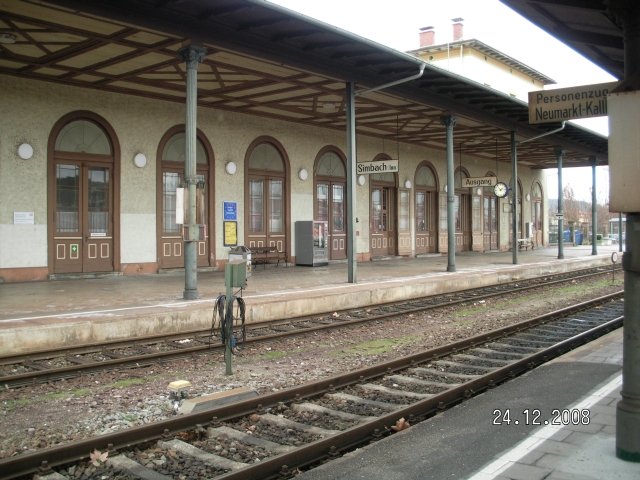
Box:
[179,44,206,300]
[618,213,640,461]
[591,157,598,255]
[346,81,357,284]
[443,115,456,272]
[555,148,565,260]
[511,131,519,265]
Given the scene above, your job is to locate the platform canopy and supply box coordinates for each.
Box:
[0,0,608,168]
[501,0,624,81]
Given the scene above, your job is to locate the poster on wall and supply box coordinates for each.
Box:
[224,221,237,246]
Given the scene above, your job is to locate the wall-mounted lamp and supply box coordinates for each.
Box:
[133,152,147,168]
[17,143,34,160]
[525,193,531,202]
[298,168,308,181]
[443,184,448,193]
[225,161,237,175]
[404,179,412,189]
[476,187,483,196]
[357,175,366,186]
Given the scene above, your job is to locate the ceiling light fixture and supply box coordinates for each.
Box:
[0,33,17,45]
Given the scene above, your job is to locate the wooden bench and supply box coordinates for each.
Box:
[517,238,534,251]
[251,246,287,267]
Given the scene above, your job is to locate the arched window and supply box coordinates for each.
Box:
[414,162,438,254]
[245,138,289,254]
[157,127,214,269]
[314,148,347,260]
[48,112,119,274]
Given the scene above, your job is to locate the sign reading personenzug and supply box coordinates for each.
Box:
[528,82,618,124]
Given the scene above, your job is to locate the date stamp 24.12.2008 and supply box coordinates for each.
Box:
[492,408,590,426]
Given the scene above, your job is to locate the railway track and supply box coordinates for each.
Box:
[0,266,620,388]
[0,291,623,480]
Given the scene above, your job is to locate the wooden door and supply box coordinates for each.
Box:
[371,186,395,256]
[53,163,113,273]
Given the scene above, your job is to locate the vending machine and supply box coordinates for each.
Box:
[295,221,329,266]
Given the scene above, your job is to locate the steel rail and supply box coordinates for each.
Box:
[0,291,622,479]
[0,267,619,388]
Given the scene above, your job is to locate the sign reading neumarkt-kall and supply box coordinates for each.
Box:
[528,82,618,124]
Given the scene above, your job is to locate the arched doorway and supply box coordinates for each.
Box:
[531,182,543,247]
[483,171,499,251]
[454,168,472,251]
[314,147,346,260]
[48,112,120,274]
[370,158,397,257]
[414,162,438,254]
[245,138,290,255]
[156,126,215,269]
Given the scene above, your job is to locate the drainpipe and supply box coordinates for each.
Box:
[518,123,567,259]
[342,64,425,284]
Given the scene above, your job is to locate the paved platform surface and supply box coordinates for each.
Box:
[0,245,621,355]
[297,328,639,480]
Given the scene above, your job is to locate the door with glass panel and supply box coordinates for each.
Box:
[50,117,116,274]
[370,180,396,257]
[245,141,288,254]
[414,164,438,254]
[247,176,286,252]
[158,130,212,269]
[483,190,498,251]
[54,163,114,273]
[160,170,209,268]
[314,150,347,260]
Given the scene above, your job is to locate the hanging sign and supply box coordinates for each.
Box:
[528,82,618,124]
[356,160,399,174]
[463,176,496,188]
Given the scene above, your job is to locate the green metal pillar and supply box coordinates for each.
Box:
[178,44,206,300]
[555,148,565,260]
[591,157,598,255]
[346,81,357,283]
[511,131,519,265]
[442,115,456,272]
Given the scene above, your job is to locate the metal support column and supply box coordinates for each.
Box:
[346,81,357,283]
[178,44,206,300]
[555,148,565,260]
[618,213,640,461]
[613,0,640,462]
[591,157,598,255]
[511,131,518,264]
[442,115,456,272]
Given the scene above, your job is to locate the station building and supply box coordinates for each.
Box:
[0,0,608,283]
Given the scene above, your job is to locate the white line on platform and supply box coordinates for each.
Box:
[466,374,623,480]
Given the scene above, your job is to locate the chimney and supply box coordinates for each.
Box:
[452,17,464,41]
[419,26,435,47]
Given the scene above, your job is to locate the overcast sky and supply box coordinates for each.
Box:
[268,0,615,202]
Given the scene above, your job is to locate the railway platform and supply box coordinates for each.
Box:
[297,328,638,480]
[0,245,621,355]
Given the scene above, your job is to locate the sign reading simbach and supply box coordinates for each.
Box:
[528,82,618,124]
[356,159,399,174]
